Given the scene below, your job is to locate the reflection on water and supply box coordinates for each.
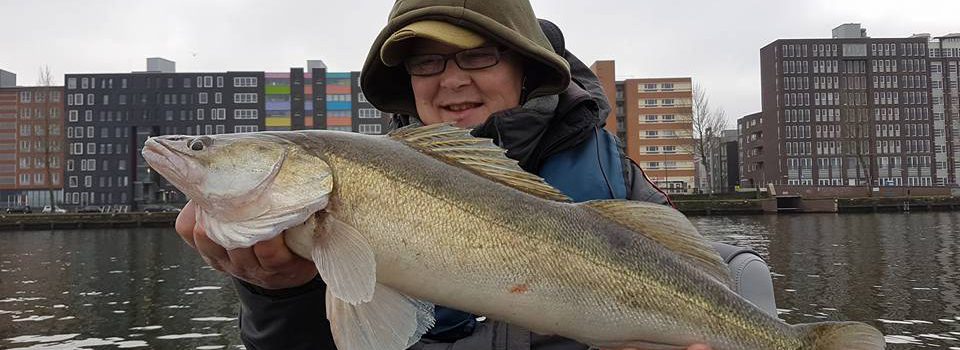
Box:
[691,212,960,349]
[2,214,960,349]
[0,228,241,349]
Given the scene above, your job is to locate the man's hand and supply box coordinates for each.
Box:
[175,200,318,289]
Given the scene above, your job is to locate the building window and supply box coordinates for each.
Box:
[644,130,659,138]
[204,76,213,88]
[212,108,226,120]
[214,92,222,104]
[199,92,208,104]
[216,76,224,88]
[358,124,382,134]
[233,77,258,87]
[20,91,31,103]
[233,109,259,119]
[69,176,78,188]
[233,93,258,104]
[67,78,77,90]
[644,99,657,107]
[642,83,657,91]
[197,109,205,120]
[358,108,382,119]
[358,93,368,103]
[234,125,259,133]
[215,125,225,134]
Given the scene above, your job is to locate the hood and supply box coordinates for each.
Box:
[360,0,572,116]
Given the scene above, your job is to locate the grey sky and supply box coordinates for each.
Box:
[1,0,958,127]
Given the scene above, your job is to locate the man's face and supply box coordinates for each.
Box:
[409,40,524,128]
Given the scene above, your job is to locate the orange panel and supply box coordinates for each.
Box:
[326,85,351,94]
[305,118,314,128]
[304,86,313,96]
[327,117,352,127]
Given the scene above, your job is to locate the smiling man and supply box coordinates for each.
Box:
[175,0,775,349]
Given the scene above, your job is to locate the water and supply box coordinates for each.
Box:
[691,212,960,349]
[0,228,241,349]
[1,214,959,349]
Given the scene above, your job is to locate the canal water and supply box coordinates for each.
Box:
[1,212,959,349]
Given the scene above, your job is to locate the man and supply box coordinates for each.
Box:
[175,1,774,348]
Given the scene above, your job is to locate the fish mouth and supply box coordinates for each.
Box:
[142,138,188,183]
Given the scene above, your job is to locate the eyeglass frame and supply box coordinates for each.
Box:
[403,46,509,77]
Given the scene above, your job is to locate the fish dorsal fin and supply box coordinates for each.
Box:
[582,200,732,287]
[389,124,571,202]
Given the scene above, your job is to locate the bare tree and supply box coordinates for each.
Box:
[37,66,58,209]
[691,83,728,195]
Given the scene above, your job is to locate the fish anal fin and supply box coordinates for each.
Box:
[796,321,885,350]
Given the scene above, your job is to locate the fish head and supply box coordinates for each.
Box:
[142,133,333,248]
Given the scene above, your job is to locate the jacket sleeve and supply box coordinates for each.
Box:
[234,277,337,350]
[623,158,673,206]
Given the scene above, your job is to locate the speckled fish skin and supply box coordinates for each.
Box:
[146,129,884,350]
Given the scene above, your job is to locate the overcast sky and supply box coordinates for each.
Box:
[2,0,958,126]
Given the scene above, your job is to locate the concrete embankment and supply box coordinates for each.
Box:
[0,212,178,231]
[674,195,960,215]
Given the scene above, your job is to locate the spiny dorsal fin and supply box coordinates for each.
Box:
[581,200,732,287]
[389,124,571,202]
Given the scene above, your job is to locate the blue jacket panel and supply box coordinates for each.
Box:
[539,128,627,202]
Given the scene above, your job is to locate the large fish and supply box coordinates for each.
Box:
[141,125,884,350]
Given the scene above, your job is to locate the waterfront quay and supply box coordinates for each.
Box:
[0,212,178,230]
[674,193,960,215]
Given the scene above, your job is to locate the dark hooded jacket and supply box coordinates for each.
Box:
[232,18,673,350]
[231,0,775,348]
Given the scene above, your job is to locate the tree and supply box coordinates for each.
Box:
[37,65,58,209]
[691,83,728,195]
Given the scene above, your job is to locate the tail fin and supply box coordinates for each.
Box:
[795,321,885,350]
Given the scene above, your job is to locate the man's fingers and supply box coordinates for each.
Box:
[193,226,230,264]
[226,247,263,274]
[252,235,300,270]
[174,201,198,248]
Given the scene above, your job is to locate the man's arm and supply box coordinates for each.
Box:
[175,201,337,349]
[234,278,336,349]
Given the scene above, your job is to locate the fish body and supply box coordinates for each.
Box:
[142,126,884,350]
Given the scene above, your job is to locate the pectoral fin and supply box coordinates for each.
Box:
[312,213,376,304]
[326,284,435,350]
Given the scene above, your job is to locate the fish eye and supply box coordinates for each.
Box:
[189,139,205,151]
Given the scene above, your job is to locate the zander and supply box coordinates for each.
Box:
[142,124,884,350]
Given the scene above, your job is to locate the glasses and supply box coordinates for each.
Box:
[403,46,507,76]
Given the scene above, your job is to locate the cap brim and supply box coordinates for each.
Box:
[380,20,486,67]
